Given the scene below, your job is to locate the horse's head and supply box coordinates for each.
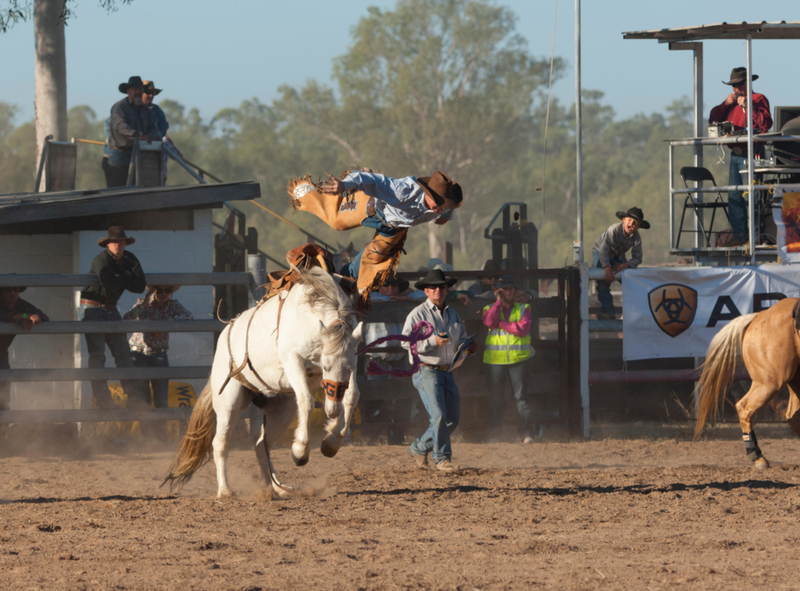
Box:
[319,319,364,407]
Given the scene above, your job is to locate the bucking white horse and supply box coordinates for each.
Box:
[163,265,364,499]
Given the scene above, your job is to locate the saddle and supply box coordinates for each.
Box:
[265,243,337,297]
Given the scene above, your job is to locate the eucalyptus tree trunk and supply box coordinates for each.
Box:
[33,0,67,189]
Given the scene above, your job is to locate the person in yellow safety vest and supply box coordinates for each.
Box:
[481,275,537,444]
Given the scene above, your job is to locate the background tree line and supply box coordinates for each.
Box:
[0,0,712,272]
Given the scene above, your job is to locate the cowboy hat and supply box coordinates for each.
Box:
[98,226,136,247]
[382,273,409,294]
[723,67,758,86]
[0,275,26,293]
[417,172,462,209]
[415,268,458,290]
[615,207,650,230]
[142,80,162,95]
[119,76,144,94]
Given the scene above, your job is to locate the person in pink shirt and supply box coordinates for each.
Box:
[708,67,773,246]
[481,275,536,443]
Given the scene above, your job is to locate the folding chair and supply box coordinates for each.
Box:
[676,166,731,248]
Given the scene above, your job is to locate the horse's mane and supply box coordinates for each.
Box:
[293,265,356,356]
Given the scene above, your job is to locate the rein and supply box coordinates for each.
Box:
[219,298,273,394]
[356,320,434,378]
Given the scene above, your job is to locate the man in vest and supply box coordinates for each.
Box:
[481,275,536,443]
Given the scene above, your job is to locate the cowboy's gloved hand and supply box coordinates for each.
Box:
[321,174,344,194]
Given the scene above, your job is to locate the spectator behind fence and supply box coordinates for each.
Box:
[481,275,536,444]
[0,284,49,411]
[592,207,649,320]
[467,259,500,298]
[142,80,183,185]
[123,284,192,410]
[103,76,161,188]
[402,268,477,474]
[79,226,147,410]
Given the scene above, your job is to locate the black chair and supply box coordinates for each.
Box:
[676,166,731,248]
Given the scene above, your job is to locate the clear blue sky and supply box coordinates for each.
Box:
[1,0,798,126]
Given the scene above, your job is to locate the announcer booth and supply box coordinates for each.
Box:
[578,23,800,435]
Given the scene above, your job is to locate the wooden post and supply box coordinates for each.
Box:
[445,242,453,266]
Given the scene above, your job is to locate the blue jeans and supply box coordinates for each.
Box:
[131,351,170,408]
[409,367,461,463]
[80,305,146,406]
[593,248,623,315]
[484,359,534,439]
[339,209,398,280]
[728,152,749,240]
[0,352,9,411]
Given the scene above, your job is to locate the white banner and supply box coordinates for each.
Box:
[622,265,800,360]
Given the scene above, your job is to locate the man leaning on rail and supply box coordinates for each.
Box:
[0,283,49,412]
[79,226,147,410]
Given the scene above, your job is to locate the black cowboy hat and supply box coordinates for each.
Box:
[119,76,144,94]
[723,67,758,86]
[417,172,462,209]
[383,273,409,294]
[415,268,458,290]
[142,80,162,96]
[615,207,650,230]
[0,274,26,293]
[98,226,136,247]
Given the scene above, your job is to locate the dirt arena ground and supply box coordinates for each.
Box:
[4,424,800,590]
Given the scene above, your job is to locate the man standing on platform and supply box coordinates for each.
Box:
[79,226,147,410]
[709,67,772,246]
[402,268,477,473]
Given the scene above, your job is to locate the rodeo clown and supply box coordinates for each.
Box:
[288,170,462,307]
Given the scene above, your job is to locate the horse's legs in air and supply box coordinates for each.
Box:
[283,357,315,466]
[735,380,779,470]
[211,380,249,497]
[321,372,360,458]
[251,394,297,499]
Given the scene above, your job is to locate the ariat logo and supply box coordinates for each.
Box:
[338,199,357,213]
[648,283,698,338]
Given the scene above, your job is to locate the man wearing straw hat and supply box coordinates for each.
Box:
[402,268,477,473]
[0,283,49,411]
[124,284,193,412]
[79,226,147,410]
[709,67,773,246]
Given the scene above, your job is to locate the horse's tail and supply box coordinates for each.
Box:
[161,380,216,491]
[694,313,757,439]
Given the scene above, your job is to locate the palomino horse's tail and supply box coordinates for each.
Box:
[161,381,215,491]
[694,313,757,439]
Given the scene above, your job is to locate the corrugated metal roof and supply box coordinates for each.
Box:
[0,181,260,226]
[623,21,800,42]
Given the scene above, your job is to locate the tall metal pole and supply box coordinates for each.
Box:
[746,34,756,265]
[574,0,583,263]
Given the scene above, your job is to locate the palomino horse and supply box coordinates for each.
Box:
[163,266,364,498]
[695,297,800,469]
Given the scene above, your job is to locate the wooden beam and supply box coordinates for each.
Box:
[0,367,210,382]
[0,408,193,424]
[0,272,251,288]
[0,320,225,335]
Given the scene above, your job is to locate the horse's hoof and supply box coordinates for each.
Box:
[217,488,236,499]
[291,451,309,466]
[754,457,771,470]
[320,437,340,458]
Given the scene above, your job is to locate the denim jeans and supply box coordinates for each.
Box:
[130,351,170,408]
[339,209,398,280]
[593,248,623,315]
[80,305,146,406]
[728,152,749,240]
[409,367,461,463]
[484,359,535,439]
[0,352,9,411]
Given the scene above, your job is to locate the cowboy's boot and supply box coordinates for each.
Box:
[287,177,371,231]
[356,229,408,308]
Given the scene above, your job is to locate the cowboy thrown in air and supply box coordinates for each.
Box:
[288,170,462,307]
